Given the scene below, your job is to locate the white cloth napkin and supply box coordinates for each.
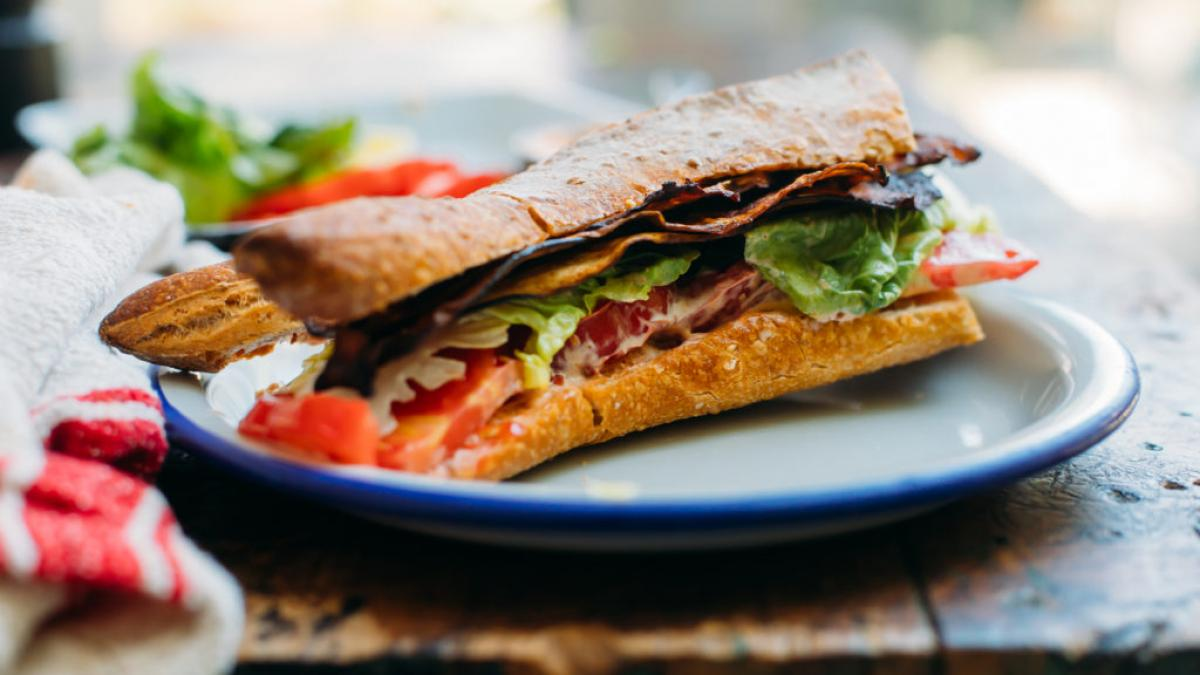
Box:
[0,151,241,675]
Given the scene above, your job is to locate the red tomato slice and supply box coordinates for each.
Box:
[380,159,462,193]
[567,287,672,366]
[239,393,379,465]
[379,350,523,473]
[232,159,505,219]
[410,168,465,197]
[920,231,1038,289]
[440,172,510,198]
[556,263,771,376]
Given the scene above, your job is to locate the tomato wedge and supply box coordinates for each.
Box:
[556,263,773,377]
[437,172,510,198]
[232,159,506,219]
[239,392,379,465]
[920,230,1038,289]
[379,350,523,473]
[567,287,672,368]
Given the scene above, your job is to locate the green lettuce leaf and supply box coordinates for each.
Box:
[744,208,943,320]
[71,54,356,224]
[479,250,699,388]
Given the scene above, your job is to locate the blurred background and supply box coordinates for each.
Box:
[4,0,1199,274]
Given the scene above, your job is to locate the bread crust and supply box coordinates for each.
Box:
[446,291,982,480]
[483,50,914,234]
[99,262,307,372]
[234,51,914,324]
[234,194,543,323]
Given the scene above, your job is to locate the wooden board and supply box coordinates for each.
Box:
[161,447,937,674]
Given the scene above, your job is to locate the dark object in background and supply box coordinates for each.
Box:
[0,0,58,150]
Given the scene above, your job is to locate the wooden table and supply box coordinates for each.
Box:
[145,144,1200,674]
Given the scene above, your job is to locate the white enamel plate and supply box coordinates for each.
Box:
[156,290,1138,550]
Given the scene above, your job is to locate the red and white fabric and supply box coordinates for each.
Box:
[0,151,241,674]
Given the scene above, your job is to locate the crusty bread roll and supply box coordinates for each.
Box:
[233,51,916,325]
[445,290,982,480]
[99,262,306,372]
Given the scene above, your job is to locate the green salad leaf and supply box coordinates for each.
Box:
[479,250,699,388]
[744,207,943,320]
[71,54,356,224]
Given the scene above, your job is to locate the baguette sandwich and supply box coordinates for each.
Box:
[102,51,1037,479]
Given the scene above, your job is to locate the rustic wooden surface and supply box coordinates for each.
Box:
[147,140,1200,675]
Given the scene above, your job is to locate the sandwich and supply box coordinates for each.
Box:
[101,51,1038,480]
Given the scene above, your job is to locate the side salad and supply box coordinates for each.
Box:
[71,55,505,225]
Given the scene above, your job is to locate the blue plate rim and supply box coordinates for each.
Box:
[154,292,1139,531]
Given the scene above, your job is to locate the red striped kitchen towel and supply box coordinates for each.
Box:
[0,151,241,675]
[30,270,171,479]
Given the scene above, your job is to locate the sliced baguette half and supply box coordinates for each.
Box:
[446,290,983,480]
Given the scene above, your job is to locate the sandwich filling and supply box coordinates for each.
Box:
[239,160,1037,472]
